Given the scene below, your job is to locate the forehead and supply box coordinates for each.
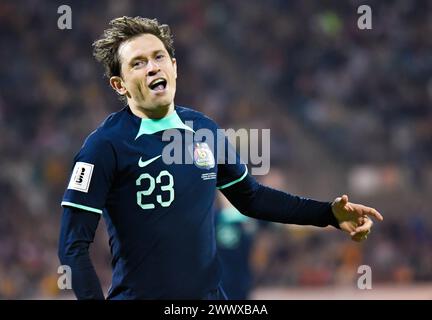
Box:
[118,33,167,63]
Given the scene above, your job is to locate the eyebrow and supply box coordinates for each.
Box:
[128,50,166,65]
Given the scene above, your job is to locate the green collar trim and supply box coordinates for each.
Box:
[135,110,194,139]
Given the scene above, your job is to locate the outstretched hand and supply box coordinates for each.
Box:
[332,195,383,242]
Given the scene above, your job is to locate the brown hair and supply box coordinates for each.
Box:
[92,16,175,79]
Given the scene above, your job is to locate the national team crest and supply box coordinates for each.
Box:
[193,142,215,169]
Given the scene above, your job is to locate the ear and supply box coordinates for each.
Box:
[172,58,177,79]
[110,76,128,96]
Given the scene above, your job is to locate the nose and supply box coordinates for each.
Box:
[146,60,160,77]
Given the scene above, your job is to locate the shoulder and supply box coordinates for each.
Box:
[175,105,219,130]
[81,108,127,152]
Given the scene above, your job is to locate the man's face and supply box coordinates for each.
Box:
[115,33,177,115]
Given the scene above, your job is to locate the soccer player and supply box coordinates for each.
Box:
[58,16,383,300]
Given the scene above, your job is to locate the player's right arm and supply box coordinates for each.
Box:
[58,207,104,299]
[58,130,116,300]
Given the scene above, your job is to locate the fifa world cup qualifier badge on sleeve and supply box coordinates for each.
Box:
[67,161,94,193]
[193,142,215,169]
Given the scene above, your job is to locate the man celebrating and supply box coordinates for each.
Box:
[58,16,383,300]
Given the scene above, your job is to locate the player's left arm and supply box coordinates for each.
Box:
[220,173,383,242]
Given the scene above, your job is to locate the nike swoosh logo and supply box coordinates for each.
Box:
[138,155,162,168]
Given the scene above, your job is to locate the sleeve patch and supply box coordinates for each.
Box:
[67,162,94,193]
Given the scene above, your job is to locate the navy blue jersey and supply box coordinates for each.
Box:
[61,105,246,299]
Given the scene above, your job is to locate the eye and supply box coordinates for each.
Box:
[133,60,145,68]
[155,54,165,61]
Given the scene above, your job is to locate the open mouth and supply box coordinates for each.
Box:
[149,78,167,91]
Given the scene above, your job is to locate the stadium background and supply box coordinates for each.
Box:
[0,0,431,299]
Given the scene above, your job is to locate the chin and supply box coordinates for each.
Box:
[155,96,174,108]
[154,98,171,108]
[148,100,172,115]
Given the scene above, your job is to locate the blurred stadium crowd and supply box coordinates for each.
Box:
[0,0,431,298]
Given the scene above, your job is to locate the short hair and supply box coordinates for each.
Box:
[92,16,175,79]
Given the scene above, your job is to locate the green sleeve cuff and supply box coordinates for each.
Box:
[217,165,248,190]
[61,201,103,214]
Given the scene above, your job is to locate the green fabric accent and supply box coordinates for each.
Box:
[216,225,241,249]
[135,110,194,139]
[61,201,103,214]
[217,165,248,190]
[219,207,249,223]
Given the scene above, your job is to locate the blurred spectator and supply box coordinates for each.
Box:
[215,194,256,299]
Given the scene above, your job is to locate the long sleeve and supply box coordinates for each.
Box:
[220,174,340,228]
[58,207,105,300]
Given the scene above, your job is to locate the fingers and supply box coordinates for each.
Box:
[351,218,373,235]
[350,217,372,242]
[352,203,384,221]
[335,195,381,242]
[365,207,384,221]
[341,194,349,206]
[351,233,362,242]
[351,230,369,242]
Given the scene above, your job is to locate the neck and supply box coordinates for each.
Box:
[129,102,175,119]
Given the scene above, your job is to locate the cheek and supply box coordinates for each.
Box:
[130,77,146,92]
[138,82,150,99]
[169,71,177,87]
[125,77,147,99]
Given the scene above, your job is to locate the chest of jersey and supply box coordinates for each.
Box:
[109,130,217,215]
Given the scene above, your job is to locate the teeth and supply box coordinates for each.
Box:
[150,79,165,87]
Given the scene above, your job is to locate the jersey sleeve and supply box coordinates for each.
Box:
[61,132,116,214]
[216,130,248,190]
